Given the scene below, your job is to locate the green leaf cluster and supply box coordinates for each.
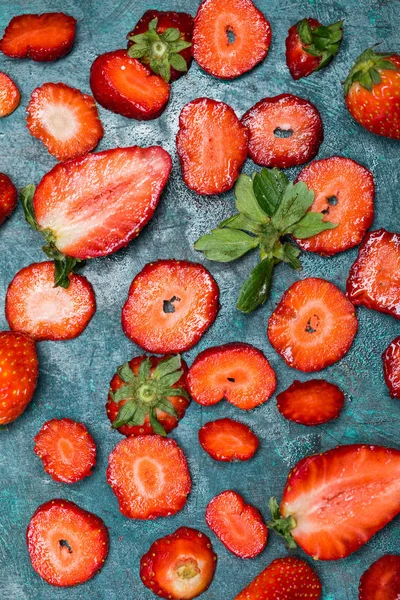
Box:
[344,46,399,95]
[297,18,343,71]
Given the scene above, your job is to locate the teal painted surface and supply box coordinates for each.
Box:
[0,0,399,598]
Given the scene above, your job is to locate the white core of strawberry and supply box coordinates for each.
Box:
[41,104,79,141]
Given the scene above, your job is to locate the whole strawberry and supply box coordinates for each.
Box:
[344,47,400,139]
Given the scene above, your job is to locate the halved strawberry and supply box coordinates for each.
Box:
[382,336,400,399]
[0,172,18,225]
[359,554,400,599]
[268,278,358,372]
[6,261,95,341]
[106,354,190,436]
[107,434,191,519]
[235,556,322,599]
[0,13,76,61]
[198,418,259,461]
[206,490,268,558]
[122,260,219,354]
[26,83,103,161]
[0,72,20,117]
[26,499,109,586]
[176,98,248,195]
[34,418,96,483]
[347,229,400,319]
[277,379,345,426]
[90,50,170,120]
[192,0,271,79]
[140,527,217,599]
[268,444,400,560]
[241,94,323,169]
[295,157,375,256]
[187,343,276,409]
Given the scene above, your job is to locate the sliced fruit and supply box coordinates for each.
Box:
[90,50,170,120]
[107,434,191,519]
[140,527,217,599]
[382,336,400,399]
[176,98,248,195]
[0,13,76,61]
[122,260,219,353]
[198,418,259,461]
[26,499,109,586]
[0,72,20,117]
[34,418,96,483]
[241,94,323,169]
[346,229,400,319]
[187,343,276,409]
[268,277,358,372]
[6,261,96,341]
[277,379,345,425]
[192,0,271,79]
[295,157,374,255]
[359,554,400,600]
[206,490,267,558]
[0,172,18,225]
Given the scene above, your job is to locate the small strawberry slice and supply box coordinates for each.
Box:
[0,72,20,117]
[277,379,345,425]
[199,418,259,461]
[241,94,323,169]
[176,98,248,195]
[0,331,38,426]
[6,261,95,341]
[140,527,217,599]
[268,444,400,560]
[359,555,400,600]
[26,499,109,586]
[187,343,276,409]
[107,434,191,519]
[268,277,358,372]
[26,83,104,161]
[347,229,400,319]
[0,13,76,61]
[382,336,400,399]
[235,556,322,599]
[106,354,190,436]
[295,157,375,256]
[0,172,18,225]
[34,418,96,483]
[90,50,170,120]
[192,0,271,79]
[122,260,219,353]
[206,490,268,558]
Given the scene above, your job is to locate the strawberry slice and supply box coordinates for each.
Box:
[241,94,323,169]
[192,0,271,79]
[176,98,248,195]
[107,434,191,519]
[268,277,358,372]
[0,13,76,61]
[0,72,20,117]
[140,527,217,599]
[277,379,345,425]
[122,260,219,353]
[34,418,96,483]
[0,172,17,225]
[90,50,170,120]
[26,499,109,586]
[382,336,400,399]
[359,555,400,600]
[347,229,400,319]
[269,444,400,560]
[187,343,276,409]
[198,418,259,461]
[295,157,375,256]
[206,490,268,558]
[26,82,103,161]
[235,556,322,599]
[6,261,95,341]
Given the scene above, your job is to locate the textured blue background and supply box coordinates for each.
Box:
[0,0,399,598]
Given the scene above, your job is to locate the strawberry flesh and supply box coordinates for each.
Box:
[382,336,400,399]
[286,18,321,80]
[0,72,20,117]
[277,379,345,426]
[359,554,400,600]
[0,172,17,225]
[199,418,259,461]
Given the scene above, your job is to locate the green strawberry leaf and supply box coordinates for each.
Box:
[138,358,152,381]
[161,27,181,42]
[157,398,178,417]
[169,53,188,72]
[20,184,39,231]
[237,258,275,314]
[297,18,313,45]
[219,213,261,234]
[117,362,135,383]
[128,44,150,58]
[288,212,338,239]
[164,387,189,399]
[112,400,137,429]
[195,228,259,262]
[149,410,167,436]
[152,355,182,380]
[235,174,269,224]
[169,39,192,53]
[273,242,302,270]
[159,370,183,388]
[253,168,289,217]
[271,182,315,232]
[128,405,148,426]
[42,241,85,289]
[344,47,399,95]
[298,19,344,72]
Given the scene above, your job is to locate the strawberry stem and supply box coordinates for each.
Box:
[267,497,297,549]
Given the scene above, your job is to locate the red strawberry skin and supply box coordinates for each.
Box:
[0,72,20,118]
[286,18,321,80]
[199,418,259,461]
[382,336,400,399]
[0,13,76,61]
[277,379,345,426]
[359,554,400,600]
[0,173,17,225]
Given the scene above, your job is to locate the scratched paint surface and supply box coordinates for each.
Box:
[0,0,399,598]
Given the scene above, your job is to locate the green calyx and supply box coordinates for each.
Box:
[110,354,188,435]
[344,46,399,95]
[194,167,338,314]
[297,18,343,72]
[20,184,85,289]
[127,17,192,82]
[267,497,297,549]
